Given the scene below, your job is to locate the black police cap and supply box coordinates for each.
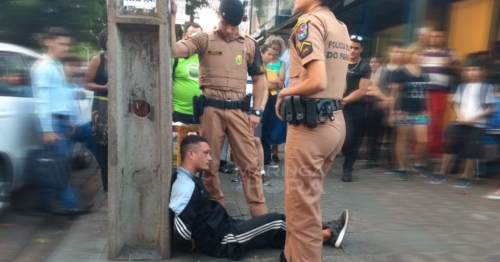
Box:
[219,0,245,26]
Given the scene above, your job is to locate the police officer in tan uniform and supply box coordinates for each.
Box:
[275,0,350,261]
[170,0,268,217]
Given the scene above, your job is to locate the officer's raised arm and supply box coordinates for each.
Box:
[248,41,266,111]
[170,0,207,58]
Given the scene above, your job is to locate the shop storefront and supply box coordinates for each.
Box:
[249,0,500,60]
[447,0,500,60]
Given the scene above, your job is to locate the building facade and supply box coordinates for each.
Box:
[249,0,500,60]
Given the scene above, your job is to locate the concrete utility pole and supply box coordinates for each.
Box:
[107,0,173,260]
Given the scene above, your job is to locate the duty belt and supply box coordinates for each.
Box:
[280,95,342,128]
[205,97,245,110]
[192,94,252,124]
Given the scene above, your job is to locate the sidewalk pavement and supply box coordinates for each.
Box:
[43,153,500,262]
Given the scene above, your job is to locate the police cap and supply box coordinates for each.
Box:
[219,0,245,26]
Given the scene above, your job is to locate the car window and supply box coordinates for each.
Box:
[0,51,32,97]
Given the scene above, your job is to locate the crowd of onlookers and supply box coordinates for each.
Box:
[251,28,500,198]
[362,29,500,199]
[170,22,500,199]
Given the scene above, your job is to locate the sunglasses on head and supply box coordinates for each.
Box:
[350,35,363,41]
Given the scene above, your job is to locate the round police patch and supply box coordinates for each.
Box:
[236,55,243,65]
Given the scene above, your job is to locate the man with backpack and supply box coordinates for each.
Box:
[172,23,203,124]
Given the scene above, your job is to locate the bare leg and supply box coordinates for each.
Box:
[322,229,331,241]
[439,154,454,174]
[395,125,411,169]
[271,145,278,157]
[462,158,476,178]
[413,124,428,165]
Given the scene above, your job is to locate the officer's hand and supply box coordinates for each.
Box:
[275,95,284,121]
[170,0,177,15]
[43,132,61,145]
[248,114,260,132]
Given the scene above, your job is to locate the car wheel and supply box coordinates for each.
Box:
[72,146,93,170]
[0,163,11,216]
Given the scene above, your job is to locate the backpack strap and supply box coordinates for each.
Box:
[172,58,179,82]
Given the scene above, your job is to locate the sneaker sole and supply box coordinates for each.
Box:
[412,167,430,177]
[334,209,349,248]
[430,179,446,185]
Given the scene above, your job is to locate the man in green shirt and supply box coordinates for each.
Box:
[172,23,203,123]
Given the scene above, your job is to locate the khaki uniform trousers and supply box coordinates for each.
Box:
[283,110,346,262]
[199,91,268,217]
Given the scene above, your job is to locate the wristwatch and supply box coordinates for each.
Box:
[251,109,263,117]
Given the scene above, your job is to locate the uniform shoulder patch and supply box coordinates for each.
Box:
[299,41,313,59]
[293,17,310,42]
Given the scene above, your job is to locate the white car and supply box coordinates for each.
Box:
[0,43,93,211]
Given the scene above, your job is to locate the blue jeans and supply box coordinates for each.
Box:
[261,95,279,164]
[38,117,78,208]
[69,123,108,191]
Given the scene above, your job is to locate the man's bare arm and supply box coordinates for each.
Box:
[260,80,269,110]
[252,74,265,110]
[170,0,189,58]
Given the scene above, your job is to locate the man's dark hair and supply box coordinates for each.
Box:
[431,28,446,34]
[98,29,108,51]
[184,22,202,32]
[46,27,70,40]
[388,41,404,50]
[180,135,208,161]
[464,57,486,68]
[320,0,343,11]
[61,55,82,65]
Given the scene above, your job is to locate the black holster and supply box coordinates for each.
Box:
[242,94,252,112]
[280,95,341,128]
[192,95,206,124]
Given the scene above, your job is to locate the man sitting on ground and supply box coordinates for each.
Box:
[170,135,350,260]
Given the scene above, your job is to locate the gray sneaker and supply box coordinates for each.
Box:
[397,170,409,181]
[430,174,446,184]
[454,178,471,188]
[413,165,431,177]
[324,209,349,248]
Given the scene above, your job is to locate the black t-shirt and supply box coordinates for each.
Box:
[378,65,401,97]
[393,66,430,113]
[344,60,371,104]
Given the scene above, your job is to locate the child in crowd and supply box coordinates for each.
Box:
[430,58,495,188]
